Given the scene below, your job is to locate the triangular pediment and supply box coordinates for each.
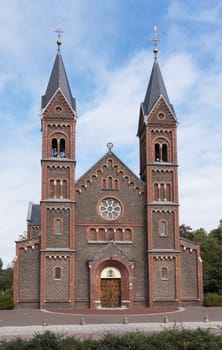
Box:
[89,241,134,268]
[145,96,177,127]
[42,89,76,120]
[76,151,144,195]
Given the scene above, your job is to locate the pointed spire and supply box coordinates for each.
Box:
[142,26,174,116]
[41,26,76,111]
[142,59,171,116]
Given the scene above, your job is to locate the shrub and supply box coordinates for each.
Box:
[0,291,14,310]
[1,329,222,350]
[203,293,222,306]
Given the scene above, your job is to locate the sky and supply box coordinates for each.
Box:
[1,0,222,267]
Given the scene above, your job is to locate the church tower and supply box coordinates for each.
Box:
[40,36,76,308]
[137,35,181,306]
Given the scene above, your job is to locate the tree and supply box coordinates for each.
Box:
[202,236,222,293]
[0,266,13,292]
[209,219,222,243]
[0,260,14,309]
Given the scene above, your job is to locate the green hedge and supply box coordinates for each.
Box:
[0,291,14,310]
[203,293,222,306]
[1,329,222,350]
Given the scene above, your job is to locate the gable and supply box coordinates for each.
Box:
[76,152,144,195]
[146,96,177,127]
[42,90,76,120]
[75,152,145,225]
[89,241,134,268]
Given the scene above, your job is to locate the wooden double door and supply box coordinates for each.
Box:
[101,278,121,307]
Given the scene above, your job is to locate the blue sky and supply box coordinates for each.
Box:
[1,0,222,266]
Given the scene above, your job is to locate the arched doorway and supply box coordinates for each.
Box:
[89,251,134,309]
[100,267,121,307]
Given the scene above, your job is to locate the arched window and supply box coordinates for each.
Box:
[125,228,132,241]
[160,221,167,236]
[55,219,62,235]
[162,144,168,162]
[154,142,169,162]
[101,267,121,279]
[108,176,112,188]
[55,267,61,280]
[52,139,58,157]
[166,184,171,201]
[56,180,61,198]
[60,139,65,157]
[161,267,168,281]
[155,143,160,161]
[114,179,119,190]
[50,180,55,198]
[154,183,159,201]
[63,180,67,198]
[160,184,165,201]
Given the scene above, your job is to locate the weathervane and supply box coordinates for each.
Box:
[54,23,64,51]
[150,25,160,59]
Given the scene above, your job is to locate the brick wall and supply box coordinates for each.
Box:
[19,245,40,299]
[46,208,70,248]
[46,257,70,300]
[181,248,198,298]
[153,258,176,299]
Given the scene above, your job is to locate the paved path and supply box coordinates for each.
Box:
[0,307,222,340]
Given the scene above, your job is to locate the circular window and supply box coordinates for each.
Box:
[158,112,165,119]
[55,105,62,112]
[98,198,121,220]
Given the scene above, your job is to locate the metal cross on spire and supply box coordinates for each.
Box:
[150,25,160,59]
[54,23,64,51]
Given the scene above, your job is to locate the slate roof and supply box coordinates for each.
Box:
[142,58,174,116]
[41,50,76,111]
[27,202,41,225]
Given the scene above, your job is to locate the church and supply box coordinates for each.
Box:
[13,36,203,309]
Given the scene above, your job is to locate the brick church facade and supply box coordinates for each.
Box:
[13,40,203,309]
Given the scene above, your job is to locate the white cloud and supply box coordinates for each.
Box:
[162,54,199,105]
[168,0,222,23]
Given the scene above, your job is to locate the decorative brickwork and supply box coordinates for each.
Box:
[14,46,203,310]
[46,256,70,300]
[153,257,176,299]
[18,244,40,300]
[46,208,70,248]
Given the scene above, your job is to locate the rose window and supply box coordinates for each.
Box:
[98,198,121,220]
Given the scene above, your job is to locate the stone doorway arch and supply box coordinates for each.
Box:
[89,258,133,309]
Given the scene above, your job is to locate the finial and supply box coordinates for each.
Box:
[54,23,64,51]
[107,142,113,152]
[150,25,160,59]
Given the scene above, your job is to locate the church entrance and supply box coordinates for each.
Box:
[100,267,121,308]
[101,279,121,307]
